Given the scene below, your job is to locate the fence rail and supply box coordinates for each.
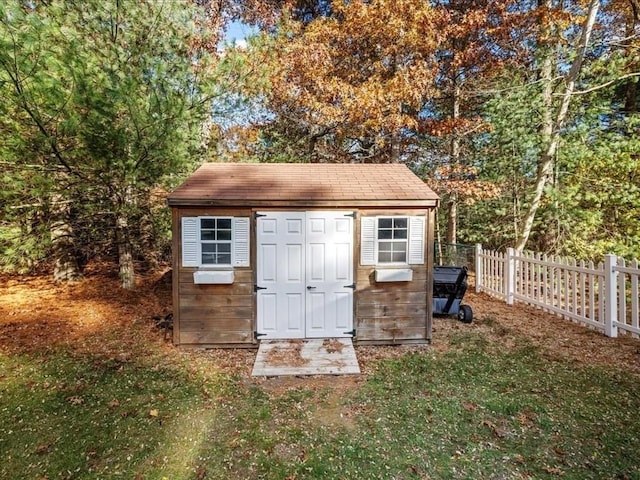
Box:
[475,245,640,338]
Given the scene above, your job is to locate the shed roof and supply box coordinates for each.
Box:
[167,163,439,208]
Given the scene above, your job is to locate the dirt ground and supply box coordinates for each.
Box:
[1,265,639,385]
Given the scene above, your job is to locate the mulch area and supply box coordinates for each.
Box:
[0,263,174,359]
[459,290,640,375]
[1,267,639,380]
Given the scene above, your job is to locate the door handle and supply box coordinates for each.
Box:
[306,286,316,290]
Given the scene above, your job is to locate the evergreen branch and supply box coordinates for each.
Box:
[562,72,640,96]
[0,24,86,181]
[465,75,565,98]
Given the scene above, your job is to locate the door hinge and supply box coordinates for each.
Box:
[254,285,267,292]
[254,331,266,339]
[343,283,356,290]
[343,329,356,337]
[255,213,267,219]
[344,212,356,218]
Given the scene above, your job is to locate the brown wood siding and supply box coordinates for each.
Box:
[355,271,429,342]
[172,207,181,345]
[354,210,431,344]
[172,206,435,347]
[425,209,435,341]
[172,207,255,347]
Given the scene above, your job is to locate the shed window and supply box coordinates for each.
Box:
[181,216,250,268]
[377,217,408,263]
[360,215,425,266]
[200,218,232,265]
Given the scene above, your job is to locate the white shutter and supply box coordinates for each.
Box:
[232,217,250,267]
[408,216,425,265]
[360,217,376,265]
[182,217,199,267]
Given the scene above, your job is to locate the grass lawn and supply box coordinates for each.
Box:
[1,269,639,479]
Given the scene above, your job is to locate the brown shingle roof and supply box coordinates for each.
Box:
[167,163,439,207]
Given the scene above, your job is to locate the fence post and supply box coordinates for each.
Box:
[475,244,483,293]
[506,247,515,305]
[604,254,618,338]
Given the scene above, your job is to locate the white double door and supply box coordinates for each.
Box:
[256,211,354,339]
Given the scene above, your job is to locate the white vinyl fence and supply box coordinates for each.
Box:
[475,245,640,338]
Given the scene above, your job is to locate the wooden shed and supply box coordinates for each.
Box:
[167,163,439,348]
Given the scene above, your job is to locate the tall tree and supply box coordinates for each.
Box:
[426,0,511,244]
[515,0,602,251]
[223,0,449,163]
[0,0,219,287]
[461,0,639,256]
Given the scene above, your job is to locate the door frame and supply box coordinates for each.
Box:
[255,210,356,340]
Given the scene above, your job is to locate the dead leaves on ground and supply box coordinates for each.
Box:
[1,267,639,381]
[0,267,173,358]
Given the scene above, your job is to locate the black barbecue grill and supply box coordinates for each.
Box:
[432,266,473,323]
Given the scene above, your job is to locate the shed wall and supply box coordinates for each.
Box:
[354,209,434,344]
[172,207,255,347]
[172,207,434,347]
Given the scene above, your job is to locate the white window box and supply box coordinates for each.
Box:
[375,268,413,282]
[193,270,235,284]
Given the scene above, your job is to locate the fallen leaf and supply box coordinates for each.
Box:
[35,444,50,454]
[543,465,565,476]
[108,400,120,408]
[481,419,510,438]
[149,409,159,417]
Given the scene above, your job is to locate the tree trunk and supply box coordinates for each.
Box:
[445,193,458,244]
[51,194,82,282]
[115,188,135,289]
[445,78,462,245]
[515,0,601,251]
[51,221,82,282]
[515,12,555,251]
[623,2,638,113]
[116,213,135,289]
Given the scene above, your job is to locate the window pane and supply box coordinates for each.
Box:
[378,251,392,263]
[378,218,393,229]
[218,243,231,253]
[217,229,232,241]
[392,241,407,263]
[378,241,393,252]
[392,242,407,253]
[393,218,407,229]
[202,253,216,264]
[201,218,215,229]
[217,218,232,229]
[218,253,231,264]
[202,243,217,253]
[394,228,407,239]
[378,229,392,240]
[392,251,407,263]
[201,230,215,241]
